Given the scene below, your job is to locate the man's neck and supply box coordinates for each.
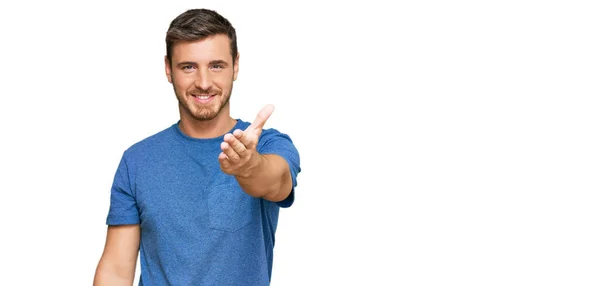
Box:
[178,110,237,139]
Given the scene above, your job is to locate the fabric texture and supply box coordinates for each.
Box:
[106,119,300,285]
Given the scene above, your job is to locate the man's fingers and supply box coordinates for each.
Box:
[220,105,273,173]
[247,104,274,134]
[220,142,240,163]
[218,152,230,169]
[224,133,247,154]
[233,129,255,148]
[233,129,244,138]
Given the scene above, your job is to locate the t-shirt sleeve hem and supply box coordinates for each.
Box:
[106,215,140,226]
[275,189,295,208]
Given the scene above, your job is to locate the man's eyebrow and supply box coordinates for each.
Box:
[176,61,197,66]
[175,60,229,66]
[209,60,229,66]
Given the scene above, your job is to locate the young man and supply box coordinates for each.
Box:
[93,8,301,285]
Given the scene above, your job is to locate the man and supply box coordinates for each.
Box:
[93,8,301,285]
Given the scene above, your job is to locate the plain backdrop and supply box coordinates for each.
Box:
[0,0,599,285]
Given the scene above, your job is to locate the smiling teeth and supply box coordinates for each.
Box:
[195,95,211,99]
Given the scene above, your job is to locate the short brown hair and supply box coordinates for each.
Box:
[165,9,238,64]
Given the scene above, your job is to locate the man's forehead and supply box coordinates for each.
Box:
[171,35,232,62]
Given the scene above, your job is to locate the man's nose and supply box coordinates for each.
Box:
[194,69,212,91]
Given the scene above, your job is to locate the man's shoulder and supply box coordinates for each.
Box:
[259,126,294,142]
[257,127,298,153]
[123,123,177,157]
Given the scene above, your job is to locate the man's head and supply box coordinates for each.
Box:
[165,9,239,122]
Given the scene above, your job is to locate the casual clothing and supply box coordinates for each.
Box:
[106,119,300,285]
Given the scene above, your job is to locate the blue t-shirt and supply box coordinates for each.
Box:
[106,119,301,285]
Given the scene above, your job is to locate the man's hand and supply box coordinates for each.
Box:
[218,104,274,177]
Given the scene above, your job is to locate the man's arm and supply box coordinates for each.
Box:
[218,105,296,203]
[93,224,140,286]
[235,154,293,202]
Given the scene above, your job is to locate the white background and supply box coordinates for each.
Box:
[0,0,599,285]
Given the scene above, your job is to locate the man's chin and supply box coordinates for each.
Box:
[189,106,222,121]
[181,98,228,121]
[191,112,218,121]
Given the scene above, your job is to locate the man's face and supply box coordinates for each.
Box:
[165,34,239,121]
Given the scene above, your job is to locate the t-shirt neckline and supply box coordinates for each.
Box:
[170,119,244,145]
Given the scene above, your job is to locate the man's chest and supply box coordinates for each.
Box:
[133,157,260,233]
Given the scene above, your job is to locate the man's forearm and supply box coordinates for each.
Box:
[93,258,136,286]
[93,267,134,286]
[235,154,292,202]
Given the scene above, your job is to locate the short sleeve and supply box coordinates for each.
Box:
[258,129,301,208]
[106,153,140,225]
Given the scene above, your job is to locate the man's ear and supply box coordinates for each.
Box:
[233,53,240,81]
[165,55,173,83]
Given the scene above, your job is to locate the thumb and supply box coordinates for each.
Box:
[247,104,274,135]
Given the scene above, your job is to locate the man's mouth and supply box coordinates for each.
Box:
[192,94,214,99]
[191,94,216,103]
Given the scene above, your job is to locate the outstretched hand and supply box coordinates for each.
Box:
[218,104,274,177]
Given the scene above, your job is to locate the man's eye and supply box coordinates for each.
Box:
[182,65,194,70]
[211,65,223,70]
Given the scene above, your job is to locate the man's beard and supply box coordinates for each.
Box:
[175,86,232,121]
